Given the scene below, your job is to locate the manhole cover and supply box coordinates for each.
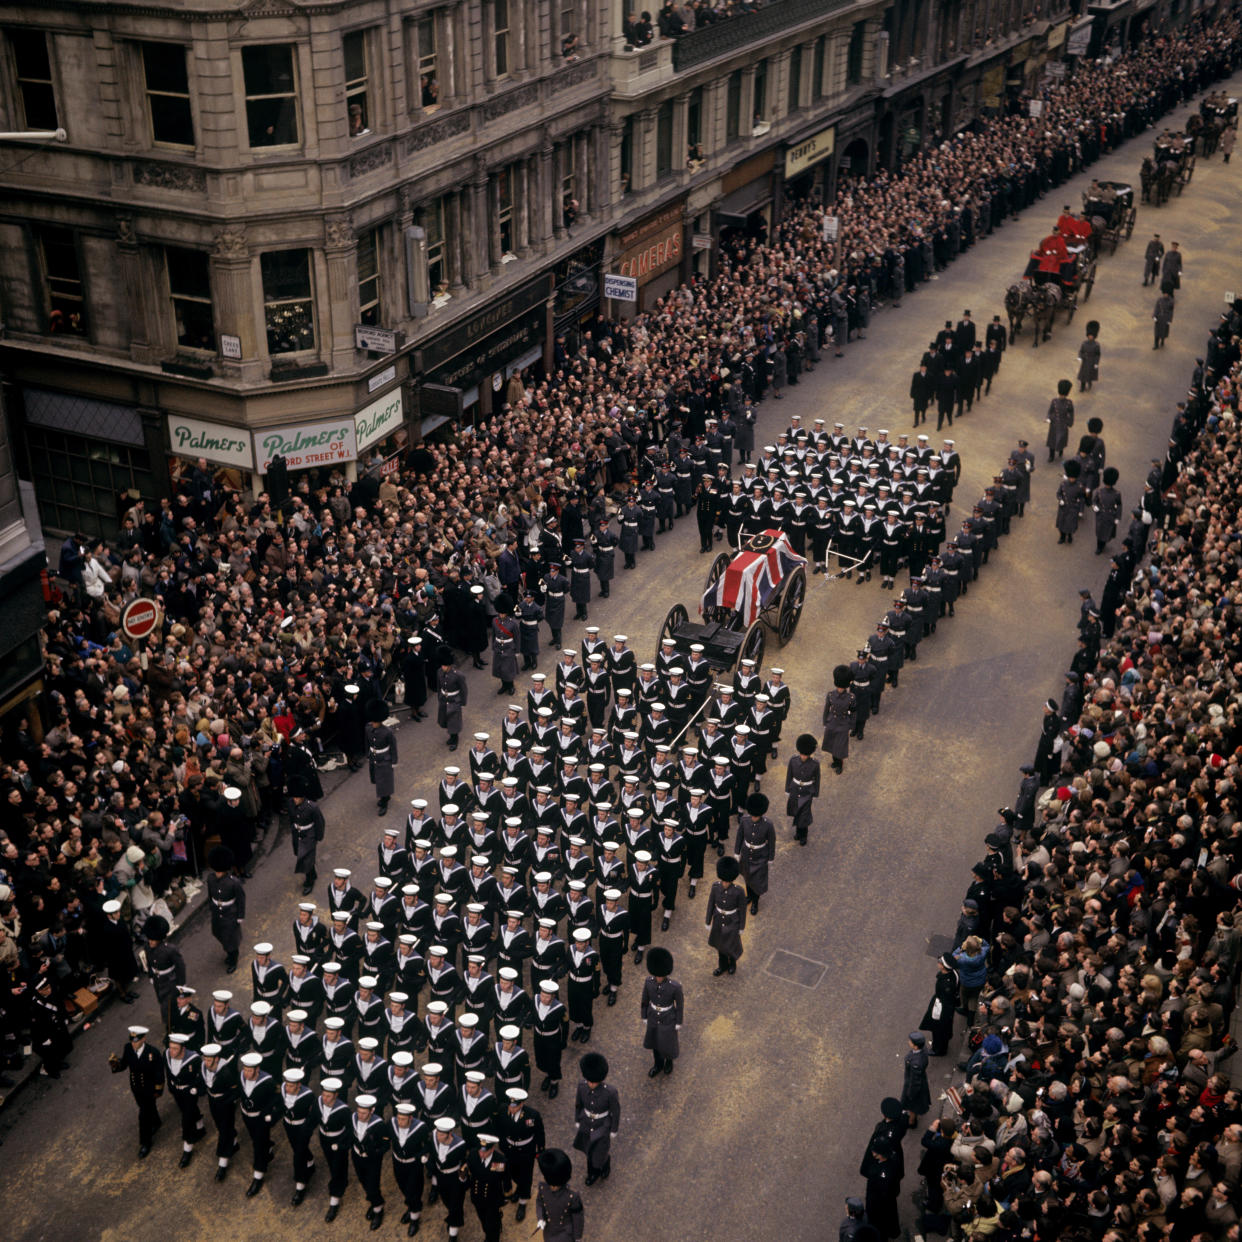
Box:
[763,949,827,989]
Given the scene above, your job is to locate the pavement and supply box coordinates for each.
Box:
[4,76,1242,1242]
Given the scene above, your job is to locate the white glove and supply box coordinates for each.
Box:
[537,1223,547,1232]
[675,1024,682,1031]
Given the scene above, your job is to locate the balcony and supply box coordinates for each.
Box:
[611,39,677,98]
[671,0,855,72]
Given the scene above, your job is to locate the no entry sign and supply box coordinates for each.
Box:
[121,597,160,641]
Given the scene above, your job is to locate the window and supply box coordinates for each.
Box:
[416,15,439,110]
[357,229,380,325]
[726,70,742,142]
[10,29,57,130]
[166,247,215,350]
[423,199,446,292]
[494,0,510,78]
[39,227,85,335]
[847,21,866,85]
[620,116,634,195]
[687,86,703,162]
[656,100,673,177]
[788,46,803,113]
[261,250,315,354]
[344,31,370,137]
[560,140,576,202]
[497,167,514,254]
[24,426,152,541]
[559,0,580,60]
[142,43,194,148]
[242,44,299,148]
[753,59,767,124]
[813,35,826,100]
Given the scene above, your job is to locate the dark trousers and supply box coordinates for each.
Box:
[352,1152,385,1207]
[506,1148,536,1199]
[208,1096,237,1159]
[394,1157,425,1211]
[473,1201,503,1242]
[242,1113,273,1173]
[320,1136,350,1196]
[174,1091,204,1143]
[134,1089,162,1147]
[437,1175,467,1227]
[286,1129,315,1183]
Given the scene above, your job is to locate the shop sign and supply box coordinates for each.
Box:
[253,418,357,473]
[166,414,254,469]
[419,275,550,374]
[784,125,836,179]
[614,203,684,286]
[355,388,405,452]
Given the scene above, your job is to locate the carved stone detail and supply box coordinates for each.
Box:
[213,224,248,259]
[481,83,537,123]
[133,160,207,193]
[325,213,355,249]
[403,110,471,154]
[347,142,394,179]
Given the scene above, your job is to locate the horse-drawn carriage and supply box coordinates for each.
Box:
[1008,246,1094,346]
[655,529,807,672]
[1081,181,1136,256]
[1142,138,1195,206]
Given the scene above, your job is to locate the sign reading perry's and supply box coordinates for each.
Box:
[254,418,357,472]
[354,388,405,452]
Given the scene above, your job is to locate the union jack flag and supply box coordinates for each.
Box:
[701,530,806,627]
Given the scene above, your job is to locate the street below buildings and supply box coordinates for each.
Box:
[3,76,1240,1242]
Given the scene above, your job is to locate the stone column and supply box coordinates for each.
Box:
[209,224,260,376]
[673,92,690,174]
[552,143,567,241]
[739,65,756,133]
[488,172,504,269]
[637,106,657,190]
[322,213,359,374]
[448,191,466,291]
[537,137,555,245]
[515,160,531,254]
[591,123,612,214]
[115,216,157,365]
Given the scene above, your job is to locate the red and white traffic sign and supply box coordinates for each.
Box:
[120,597,160,641]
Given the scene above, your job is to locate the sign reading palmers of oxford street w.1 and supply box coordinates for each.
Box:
[253,418,358,473]
[354,388,405,453]
[166,414,255,469]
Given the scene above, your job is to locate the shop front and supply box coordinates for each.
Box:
[418,273,552,430]
[611,200,687,314]
[354,383,409,471]
[552,239,604,353]
[713,153,775,251]
[782,122,836,206]
[15,384,168,540]
[165,413,255,496]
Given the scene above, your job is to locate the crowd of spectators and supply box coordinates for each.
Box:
[0,10,1238,1088]
[848,302,1242,1242]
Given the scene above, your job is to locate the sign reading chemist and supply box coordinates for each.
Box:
[166,414,255,470]
[253,418,357,473]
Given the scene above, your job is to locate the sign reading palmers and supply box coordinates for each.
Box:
[354,387,405,452]
[166,414,255,469]
[253,418,357,473]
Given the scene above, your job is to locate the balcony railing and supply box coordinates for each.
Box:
[671,0,854,71]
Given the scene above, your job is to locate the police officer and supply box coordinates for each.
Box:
[569,538,594,621]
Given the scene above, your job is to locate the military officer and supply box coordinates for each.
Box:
[640,946,684,1074]
[110,1024,165,1159]
[572,1052,620,1186]
[784,733,822,846]
[466,1133,508,1242]
[535,1149,585,1242]
[206,846,246,974]
[436,647,469,752]
[365,701,399,815]
[289,790,326,896]
[500,1086,544,1219]
[735,793,777,915]
[821,665,857,774]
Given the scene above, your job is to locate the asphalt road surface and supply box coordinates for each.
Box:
[3,75,1241,1242]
